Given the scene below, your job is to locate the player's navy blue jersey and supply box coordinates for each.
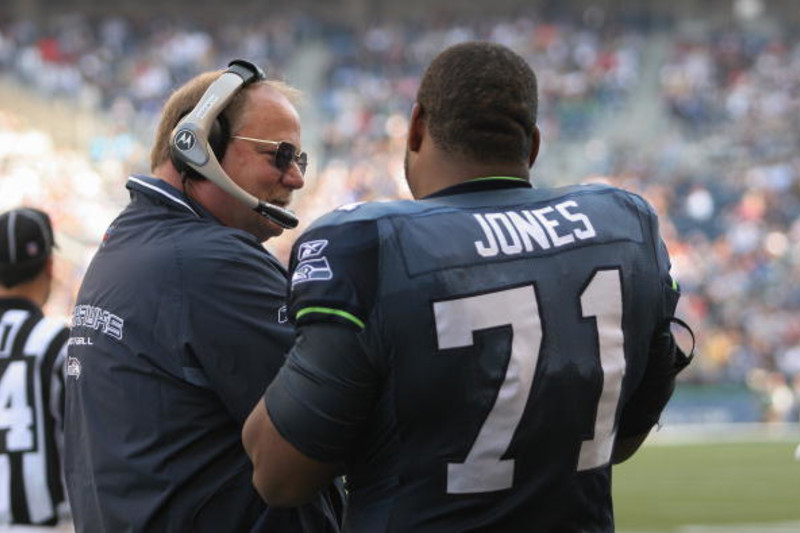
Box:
[64,176,306,533]
[267,177,680,532]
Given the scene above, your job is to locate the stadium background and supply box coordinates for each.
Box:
[1,0,798,530]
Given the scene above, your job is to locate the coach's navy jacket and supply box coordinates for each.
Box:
[64,176,337,532]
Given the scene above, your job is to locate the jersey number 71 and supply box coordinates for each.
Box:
[434,268,625,494]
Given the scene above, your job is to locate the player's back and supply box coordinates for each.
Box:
[318,183,672,532]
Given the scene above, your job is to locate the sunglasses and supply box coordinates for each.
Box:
[231,135,308,175]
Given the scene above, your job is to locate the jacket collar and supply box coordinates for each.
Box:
[126,175,210,218]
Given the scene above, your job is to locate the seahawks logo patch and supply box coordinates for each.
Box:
[66,357,82,379]
[291,258,333,286]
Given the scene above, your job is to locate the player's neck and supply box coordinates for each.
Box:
[413,156,529,198]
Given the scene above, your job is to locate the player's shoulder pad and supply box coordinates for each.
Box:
[550,182,658,218]
[609,186,658,219]
[582,183,661,228]
[304,198,425,232]
[288,204,388,330]
[572,182,647,201]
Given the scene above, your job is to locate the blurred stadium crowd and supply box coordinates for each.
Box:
[0,6,798,422]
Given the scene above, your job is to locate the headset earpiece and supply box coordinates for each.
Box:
[172,112,230,181]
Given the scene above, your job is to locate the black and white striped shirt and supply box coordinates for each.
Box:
[0,298,67,526]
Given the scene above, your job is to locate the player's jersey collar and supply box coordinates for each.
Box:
[424,176,533,199]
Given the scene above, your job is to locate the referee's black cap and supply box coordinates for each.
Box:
[0,207,56,285]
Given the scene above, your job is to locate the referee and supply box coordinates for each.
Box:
[0,207,68,527]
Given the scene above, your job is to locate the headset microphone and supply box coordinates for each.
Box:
[169,59,299,229]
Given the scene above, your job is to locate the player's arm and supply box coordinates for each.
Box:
[243,322,377,506]
[243,398,339,506]
[613,318,693,463]
[613,195,693,463]
[612,433,649,464]
[245,218,379,504]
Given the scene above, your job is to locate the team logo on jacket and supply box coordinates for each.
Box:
[66,356,82,379]
[291,258,333,286]
[297,240,328,261]
[101,224,116,248]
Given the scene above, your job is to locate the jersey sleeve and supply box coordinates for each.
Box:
[616,324,678,438]
[265,218,383,463]
[628,191,680,318]
[287,220,380,331]
[617,191,687,438]
[265,322,379,463]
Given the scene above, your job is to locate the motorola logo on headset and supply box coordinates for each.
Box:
[174,130,197,151]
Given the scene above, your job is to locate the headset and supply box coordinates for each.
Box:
[169,59,299,229]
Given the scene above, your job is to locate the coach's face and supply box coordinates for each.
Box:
[215,85,305,241]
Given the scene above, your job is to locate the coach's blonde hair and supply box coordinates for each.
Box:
[150,70,301,172]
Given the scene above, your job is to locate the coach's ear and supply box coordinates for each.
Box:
[408,103,425,153]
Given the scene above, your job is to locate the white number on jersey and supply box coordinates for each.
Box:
[0,360,35,453]
[434,268,626,494]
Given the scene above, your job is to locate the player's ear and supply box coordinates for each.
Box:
[528,125,540,168]
[408,102,425,153]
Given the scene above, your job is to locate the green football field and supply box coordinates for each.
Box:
[614,429,800,533]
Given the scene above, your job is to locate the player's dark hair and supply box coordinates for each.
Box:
[417,41,538,164]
